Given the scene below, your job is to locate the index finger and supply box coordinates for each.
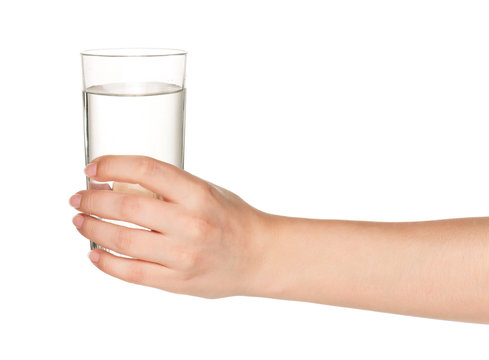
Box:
[85,155,201,204]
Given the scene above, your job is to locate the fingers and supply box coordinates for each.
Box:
[88,249,182,292]
[86,155,203,204]
[70,189,179,234]
[74,214,181,268]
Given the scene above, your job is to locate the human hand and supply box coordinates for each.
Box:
[69,155,270,298]
[69,155,489,323]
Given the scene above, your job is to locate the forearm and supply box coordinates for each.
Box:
[249,214,489,323]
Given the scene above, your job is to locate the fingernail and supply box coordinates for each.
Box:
[72,214,84,229]
[85,162,97,177]
[69,194,82,208]
[89,250,100,263]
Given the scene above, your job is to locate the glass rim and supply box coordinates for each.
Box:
[80,48,187,57]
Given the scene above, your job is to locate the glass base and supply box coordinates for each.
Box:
[90,240,108,251]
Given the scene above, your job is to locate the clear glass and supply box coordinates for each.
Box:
[81,48,187,251]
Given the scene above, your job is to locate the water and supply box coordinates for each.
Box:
[83,82,185,249]
[84,81,185,192]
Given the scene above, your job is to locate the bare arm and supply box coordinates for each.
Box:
[70,155,489,324]
[249,215,489,323]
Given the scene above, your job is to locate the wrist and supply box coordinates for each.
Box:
[238,211,292,299]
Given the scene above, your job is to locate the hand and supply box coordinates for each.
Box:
[69,155,269,298]
[69,155,489,323]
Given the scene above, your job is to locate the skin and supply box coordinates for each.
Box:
[70,155,489,324]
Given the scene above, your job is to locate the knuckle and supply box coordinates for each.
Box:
[113,227,132,252]
[95,157,112,179]
[174,268,195,283]
[82,191,96,214]
[137,156,159,178]
[177,249,199,271]
[119,194,140,218]
[80,217,104,248]
[82,216,96,237]
[196,181,212,199]
[184,214,213,239]
[124,262,146,284]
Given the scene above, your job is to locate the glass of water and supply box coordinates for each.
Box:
[81,48,187,250]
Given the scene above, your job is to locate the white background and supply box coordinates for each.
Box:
[1,0,489,358]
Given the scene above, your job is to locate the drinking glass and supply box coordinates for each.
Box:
[81,48,187,250]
